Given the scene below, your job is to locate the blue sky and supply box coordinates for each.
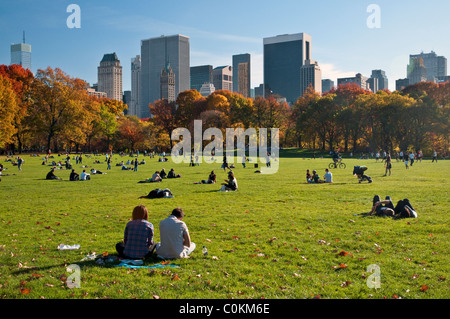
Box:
[1,0,449,92]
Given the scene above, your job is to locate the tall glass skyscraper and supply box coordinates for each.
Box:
[263,33,311,104]
[10,43,32,71]
[140,34,190,118]
[190,65,213,92]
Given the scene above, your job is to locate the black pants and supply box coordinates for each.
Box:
[394,199,416,218]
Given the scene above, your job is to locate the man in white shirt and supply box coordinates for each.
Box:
[323,168,333,183]
[156,207,196,259]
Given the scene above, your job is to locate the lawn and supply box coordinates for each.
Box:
[0,150,448,300]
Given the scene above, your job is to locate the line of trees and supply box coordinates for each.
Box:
[1,64,448,155]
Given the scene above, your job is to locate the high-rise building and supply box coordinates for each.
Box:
[97,52,123,101]
[396,78,410,91]
[264,33,312,104]
[213,66,233,91]
[337,73,370,90]
[367,77,379,93]
[322,79,334,93]
[409,51,447,83]
[233,53,251,97]
[199,83,215,97]
[160,63,176,103]
[140,34,190,118]
[190,65,213,92]
[300,60,322,97]
[10,32,31,71]
[129,55,141,116]
[407,57,427,85]
[254,84,264,97]
[370,70,388,91]
[123,91,131,114]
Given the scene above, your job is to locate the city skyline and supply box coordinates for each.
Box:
[1,0,449,93]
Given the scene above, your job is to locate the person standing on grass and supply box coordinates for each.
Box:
[17,157,23,171]
[432,150,438,163]
[384,152,392,176]
[409,152,415,166]
[155,207,196,259]
[107,155,111,170]
[116,205,156,259]
[134,158,138,172]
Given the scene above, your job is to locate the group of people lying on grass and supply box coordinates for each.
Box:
[306,169,333,183]
[367,195,418,219]
[115,206,195,260]
[138,168,181,183]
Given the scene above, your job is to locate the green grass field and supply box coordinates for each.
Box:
[0,150,448,299]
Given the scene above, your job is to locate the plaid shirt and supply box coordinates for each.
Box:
[123,219,154,259]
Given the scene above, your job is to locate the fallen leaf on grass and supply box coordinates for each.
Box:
[340,281,351,287]
[420,285,429,292]
[20,288,30,295]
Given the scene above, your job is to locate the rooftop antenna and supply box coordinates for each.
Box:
[23,31,25,43]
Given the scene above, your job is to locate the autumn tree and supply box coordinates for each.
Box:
[149,99,178,148]
[27,67,94,152]
[0,75,19,148]
[0,64,34,152]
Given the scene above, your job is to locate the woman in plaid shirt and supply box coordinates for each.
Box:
[116,205,156,259]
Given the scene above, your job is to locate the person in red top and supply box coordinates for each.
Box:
[116,205,155,259]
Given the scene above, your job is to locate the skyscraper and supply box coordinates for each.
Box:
[409,51,447,83]
[190,65,213,92]
[264,33,312,104]
[140,34,190,118]
[232,53,251,97]
[213,66,233,91]
[97,52,123,101]
[322,79,334,93]
[10,32,31,71]
[370,70,389,91]
[129,55,141,116]
[407,57,427,85]
[300,60,322,97]
[160,63,176,103]
[337,73,371,90]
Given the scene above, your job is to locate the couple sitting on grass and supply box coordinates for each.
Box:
[116,206,195,260]
[368,195,418,219]
[306,169,333,183]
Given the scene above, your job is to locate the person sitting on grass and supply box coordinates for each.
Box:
[220,171,238,191]
[308,170,323,183]
[80,170,90,181]
[167,168,181,179]
[323,168,333,183]
[46,167,61,180]
[155,207,195,259]
[151,171,162,182]
[306,169,312,183]
[160,168,167,179]
[194,170,216,184]
[116,205,156,260]
[69,169,79,181]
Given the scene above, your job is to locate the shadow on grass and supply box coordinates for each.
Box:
[11,253,175,276]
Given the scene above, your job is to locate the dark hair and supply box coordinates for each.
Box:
[132,205,148,220]
[171,207,184,219]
